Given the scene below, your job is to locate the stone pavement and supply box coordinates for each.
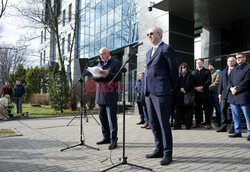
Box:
[0,114,250,172]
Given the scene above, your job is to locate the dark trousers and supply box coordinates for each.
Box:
[146,94,172,156]
[98,104,118,141]
[15,97,23,114]
[220,99,230,128]
[137,102,144,123]
[142,104,149,125]
[195,98,212,125]
[175,105,193,129]
[220,99,234,130]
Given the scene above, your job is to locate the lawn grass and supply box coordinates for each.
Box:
[0,129,18,138]
[10,104,98,118]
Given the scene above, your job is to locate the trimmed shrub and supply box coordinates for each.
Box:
[30,94,49,105]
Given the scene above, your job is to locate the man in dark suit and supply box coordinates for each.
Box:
[140,71,151,129]
[93,47,121,149]
[217,56,236,132]
[192,58,212,129]
[228,52,250,141]
[144,26,178,165]
[135,72,145,125]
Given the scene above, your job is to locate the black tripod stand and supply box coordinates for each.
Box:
[61,68,99,152]
[66,84,100,126]
[101,45,152,172]
[66,59,100,127]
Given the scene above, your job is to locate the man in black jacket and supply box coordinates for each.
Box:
[192,58,212,129]
[14,80,25,115]
[228,52,250,141]
[94,47,121,149]
[217,56,236,132]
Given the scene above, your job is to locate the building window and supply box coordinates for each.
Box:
[62,37,65,55]
[43,50,46,64]
[41,31,43,44]
[68,3,72,22]
[68,33,71,52]
[63,9,66,26]
[40,52,42,65]
[44,28,46,41]
[80,0,139,58]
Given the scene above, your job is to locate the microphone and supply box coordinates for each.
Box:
[133,42,143,48]
[92,58,100,65]
[89,58,100,66]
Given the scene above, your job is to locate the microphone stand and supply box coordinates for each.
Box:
[101,44,152,172]
[66,63,100,126]
[61,62,99,152]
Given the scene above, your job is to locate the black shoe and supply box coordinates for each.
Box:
[170,120,174,127]
[137,121,145,125]
[217,127,227,132]
[247,135,250,141]
[229,133,242,138]
[228,127,235,134]
[96,138,110,145]
[160,156,172,165]
[146,151,163,158]
[173,126,181,130]
[108,138,118,150]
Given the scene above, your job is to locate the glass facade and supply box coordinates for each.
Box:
[79,0,139,59]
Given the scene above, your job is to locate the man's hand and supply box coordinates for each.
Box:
[180,88,185,93]
[230,86,237,95]
[195,86,203,92]
[218,94,222,100]
[100,70,109,77]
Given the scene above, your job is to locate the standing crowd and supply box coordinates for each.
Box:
[136,50,250,144]
[0,80,25,117]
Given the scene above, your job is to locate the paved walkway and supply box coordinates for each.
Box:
[0,114,250,172]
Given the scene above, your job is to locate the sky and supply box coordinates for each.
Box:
[0,0,40,66]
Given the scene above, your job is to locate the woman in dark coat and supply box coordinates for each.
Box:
[174,63,194,129]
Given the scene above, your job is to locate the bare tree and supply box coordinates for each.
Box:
[0,43,27,83]
[15,0,65,67]
[15,0,81,88]
[0,0,8,19]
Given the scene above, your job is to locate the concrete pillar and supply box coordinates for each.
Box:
[169,14,194,69]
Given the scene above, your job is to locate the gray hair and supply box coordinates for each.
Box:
[153,26,163,34]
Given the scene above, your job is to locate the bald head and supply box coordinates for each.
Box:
[99,47,111,62]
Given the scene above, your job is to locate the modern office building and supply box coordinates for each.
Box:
[40,0,250,103]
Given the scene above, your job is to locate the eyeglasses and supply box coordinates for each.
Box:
[99,52,107,56]
[181,66,187,69]
[236,56,243,59]
[147,32,154,37]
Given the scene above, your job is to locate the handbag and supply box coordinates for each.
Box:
[184,92,194,106]
[183,74,194,106]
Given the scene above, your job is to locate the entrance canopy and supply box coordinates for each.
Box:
[153,0,250,27]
